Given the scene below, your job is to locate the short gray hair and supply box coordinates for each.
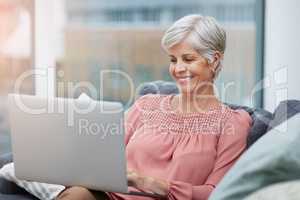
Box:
[161,14,226,78]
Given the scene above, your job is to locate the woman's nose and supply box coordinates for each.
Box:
[174,64,187,73]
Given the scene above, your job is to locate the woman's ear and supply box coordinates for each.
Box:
[212,51,221,70]
[209,51,221,73]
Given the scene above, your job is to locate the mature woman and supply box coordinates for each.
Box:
[57,14,252,200]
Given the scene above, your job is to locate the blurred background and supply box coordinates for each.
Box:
[0,0,263,154]
[57,0,258,105]
[0,0,34,154]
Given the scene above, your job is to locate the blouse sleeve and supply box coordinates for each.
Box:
[124,95,147,145]
[166,110,252,200]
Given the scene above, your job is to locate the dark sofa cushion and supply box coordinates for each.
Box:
[0,153,13,169]
[0,178,38,200]
[267,100,300,132]
[0,178,31,196]
[0,194,39,200]
[137,80,179,96]
[225,104,273,147]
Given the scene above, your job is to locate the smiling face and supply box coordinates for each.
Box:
[167,41,215,95]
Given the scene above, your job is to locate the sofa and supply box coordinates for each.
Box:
[1,81,300,200]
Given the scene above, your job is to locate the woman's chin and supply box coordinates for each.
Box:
[178,85,195,95]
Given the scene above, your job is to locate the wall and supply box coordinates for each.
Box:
[34,0,65,97]
[264,0,300,112]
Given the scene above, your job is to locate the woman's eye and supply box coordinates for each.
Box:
[184,58,194,62]
[170,59,177,63]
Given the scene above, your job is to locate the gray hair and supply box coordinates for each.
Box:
[161,14,226,78]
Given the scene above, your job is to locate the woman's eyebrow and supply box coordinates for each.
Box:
[182,53,196,57]
[168,53,196,57]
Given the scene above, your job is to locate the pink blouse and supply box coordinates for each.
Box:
[107,94,252,200]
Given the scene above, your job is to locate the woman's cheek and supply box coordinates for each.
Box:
[169,65,176,79]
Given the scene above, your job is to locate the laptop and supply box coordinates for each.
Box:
[8,93,164,198]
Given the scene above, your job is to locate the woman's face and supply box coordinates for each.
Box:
[167,41,214,95]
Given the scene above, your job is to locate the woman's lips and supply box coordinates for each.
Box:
[177,76,194,85]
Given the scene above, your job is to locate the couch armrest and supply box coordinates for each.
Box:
[0,153,13,169]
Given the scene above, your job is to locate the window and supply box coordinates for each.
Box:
[0,0,34,154]
[0,0,264,154]
[53,0,261,108]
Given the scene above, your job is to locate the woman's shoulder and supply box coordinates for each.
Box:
[224,106,253,127]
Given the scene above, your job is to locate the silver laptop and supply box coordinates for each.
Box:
[8,93,164,198]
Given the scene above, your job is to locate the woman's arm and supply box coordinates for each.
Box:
[127,170,169,196]
[124,95,147,145]
[127,171,212,199]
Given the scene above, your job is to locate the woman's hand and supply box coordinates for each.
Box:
[127,169,170,196]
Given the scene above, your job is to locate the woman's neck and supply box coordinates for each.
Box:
[174,85,221,113]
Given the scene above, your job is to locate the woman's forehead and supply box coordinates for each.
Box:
[167,42,199,56]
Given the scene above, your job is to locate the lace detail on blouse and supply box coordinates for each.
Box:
[138,94,234,135]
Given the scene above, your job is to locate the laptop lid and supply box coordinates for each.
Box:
[8,93,128,193]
